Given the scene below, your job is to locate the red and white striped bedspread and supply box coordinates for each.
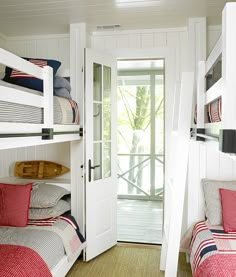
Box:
[0,244,52,277]
[190,221,236,277]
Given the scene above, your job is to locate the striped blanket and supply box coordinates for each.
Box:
[190,221,236,277]
[27,215,86,262]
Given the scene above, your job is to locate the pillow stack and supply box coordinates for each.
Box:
[0,182,71,227]
[29,182,71,220]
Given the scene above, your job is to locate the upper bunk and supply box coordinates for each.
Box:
[0,47,82,150]
[196,3,236,153]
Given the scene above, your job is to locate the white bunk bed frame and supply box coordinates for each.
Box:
[196,3,236,154]
[0,47,85,276]
[0,47,82,150]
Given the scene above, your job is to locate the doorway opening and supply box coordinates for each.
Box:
[117,58,165,244]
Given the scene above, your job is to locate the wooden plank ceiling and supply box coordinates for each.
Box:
[0,0,233,36]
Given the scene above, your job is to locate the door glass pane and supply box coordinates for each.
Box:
[93,63,102,101]
[103,104,111,141]
[103,142,111,178]
[103,66,111,102]
[93,103,102,141]
[94,142,102,180]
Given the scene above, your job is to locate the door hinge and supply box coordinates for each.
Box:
[79,127,83,137]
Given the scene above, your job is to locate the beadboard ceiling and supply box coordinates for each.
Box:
[0,0,233,36]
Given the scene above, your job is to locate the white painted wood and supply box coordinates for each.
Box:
[0,47,43,79]
[43,66,53,128]
[70,140,85,233]
[141,33,154,48]
[0,86,44,107]
[205,78,222,105]
[222,3,236,130]
[197,61,206,128]
[164,72,194,277]
[85,48,117,261]
[207,26,222,56]
[6,34,70,74]
[205,35,222,75]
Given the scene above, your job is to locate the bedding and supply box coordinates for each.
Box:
[0,183,32,227]
[29,199,71,220]
[189,221,236,277]
[30,182,70,208]
[0,244,52,277]
[202,178,236,225]
[0,215,86,274]
[3,57,61,92]
[0,79,79,124]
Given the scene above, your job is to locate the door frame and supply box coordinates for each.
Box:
[108,48,176,205]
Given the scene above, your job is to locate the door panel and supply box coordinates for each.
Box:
[85,48,117,261]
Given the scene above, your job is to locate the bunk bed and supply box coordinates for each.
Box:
[188,3,236,276]
[0,47,85,276]
[0,47,82,150]
[196,2,236,154]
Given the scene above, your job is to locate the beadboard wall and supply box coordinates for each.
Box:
[187,140,236,229]
[0,33,6,75]
[5,34,70,76]
[0,142,71,179]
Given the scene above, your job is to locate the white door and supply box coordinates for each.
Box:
[85,48,117,261]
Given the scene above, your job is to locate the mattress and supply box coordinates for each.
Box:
[0,80,79,124]
[190,221,236,277]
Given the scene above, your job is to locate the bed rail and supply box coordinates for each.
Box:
[0,48,81,147]
[0,48,53,129]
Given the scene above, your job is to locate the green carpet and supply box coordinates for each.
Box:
[67,245,192,277]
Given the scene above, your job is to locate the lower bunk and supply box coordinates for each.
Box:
[0,181,86,277]
[190,221,236,277]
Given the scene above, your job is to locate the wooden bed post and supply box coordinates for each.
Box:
[43,66,53,128]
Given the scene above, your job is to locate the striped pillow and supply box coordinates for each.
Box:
[30,183,70,208]
[3,57,61,92]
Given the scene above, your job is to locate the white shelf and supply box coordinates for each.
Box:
[205,78,222,105]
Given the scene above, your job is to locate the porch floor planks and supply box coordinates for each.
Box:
[117,199,163,244]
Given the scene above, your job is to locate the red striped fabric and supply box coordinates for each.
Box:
[10,59,47,78]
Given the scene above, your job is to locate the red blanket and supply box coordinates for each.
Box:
[195,254,236,277]
[0,244,52,277]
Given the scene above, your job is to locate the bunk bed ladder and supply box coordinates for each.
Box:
[160,72,194,276]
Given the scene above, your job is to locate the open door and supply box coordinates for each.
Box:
[85,48,117,261]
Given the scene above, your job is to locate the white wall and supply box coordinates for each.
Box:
[0,33,7,76]
[5,34,70,76]
[0,143,71,179]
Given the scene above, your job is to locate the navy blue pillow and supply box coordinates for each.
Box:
[3,57,61,92]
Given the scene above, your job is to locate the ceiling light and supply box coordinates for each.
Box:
[115,0,161,8]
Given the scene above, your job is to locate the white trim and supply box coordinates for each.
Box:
[92,27,187,36]
[207,25,221,31]
[7,33,69,41]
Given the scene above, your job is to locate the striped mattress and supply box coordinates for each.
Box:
[190,221,236,277]
[0,80,79,124]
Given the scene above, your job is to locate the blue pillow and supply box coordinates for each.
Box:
[3,57,61,92]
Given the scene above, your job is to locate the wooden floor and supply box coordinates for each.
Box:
[117,199,163,244]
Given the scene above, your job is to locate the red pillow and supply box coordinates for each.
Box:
[0,183,32,227]
[220,188,236,232]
